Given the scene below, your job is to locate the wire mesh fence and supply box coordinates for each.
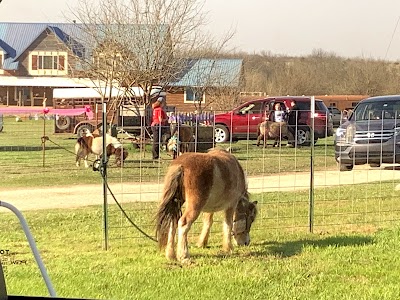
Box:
[1,108,400,248]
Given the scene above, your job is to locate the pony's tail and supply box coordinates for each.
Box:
[155,165,184,250]
[75,137,84,155]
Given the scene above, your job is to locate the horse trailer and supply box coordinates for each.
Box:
[52,86,166,137]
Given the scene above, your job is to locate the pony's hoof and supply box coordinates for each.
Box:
[180,258,192,265]
[166,255,177,261]
[196,242,208,248]
[166,249,176,261]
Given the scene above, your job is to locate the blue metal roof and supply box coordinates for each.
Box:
[0,23,242,87]
[170,58,243,87]
[0,22,172,71]
[0,23,89,70]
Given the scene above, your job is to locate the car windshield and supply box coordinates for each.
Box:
[329,107,340,114]
[351,101,400,121]
[238,102,263,114]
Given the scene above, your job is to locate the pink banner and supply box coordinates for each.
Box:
[0,106,93,119]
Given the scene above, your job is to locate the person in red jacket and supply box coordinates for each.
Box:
[151,96,168,160]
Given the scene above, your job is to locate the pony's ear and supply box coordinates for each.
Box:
[252,201,258,206]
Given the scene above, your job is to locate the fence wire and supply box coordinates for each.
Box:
[1,110,400,247]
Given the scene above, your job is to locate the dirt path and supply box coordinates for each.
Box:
[1,164,400,211]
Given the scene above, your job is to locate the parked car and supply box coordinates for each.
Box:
[335,95,400,171]
[214,96,333,146]
[328,106,343,127]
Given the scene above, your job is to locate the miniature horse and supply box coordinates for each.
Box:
[166,124,195,159]
[75,133,128,168]
[156,148,258,263]
[256,121,295,147]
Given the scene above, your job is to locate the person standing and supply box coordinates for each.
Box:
[151,96,168,160]
[269,103,286,122]
[287,100,300,147]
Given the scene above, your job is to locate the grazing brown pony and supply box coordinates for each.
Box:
[167,124,195,159]
[75,133,128,168]
[155,148,258,263]
[106,144,129,167]
[256,121,295,147]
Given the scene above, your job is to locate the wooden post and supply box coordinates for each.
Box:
[30,87,33,106]
[42,112,46,167]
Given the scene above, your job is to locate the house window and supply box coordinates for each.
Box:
[184,87,205,104]
[29,51,67,75]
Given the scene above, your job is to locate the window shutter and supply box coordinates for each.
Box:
[32,55,38,70]
[0,54,2,69]
[58,55,65,70]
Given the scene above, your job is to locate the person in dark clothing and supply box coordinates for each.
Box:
[151,97,168,160]
[287,100,300,146]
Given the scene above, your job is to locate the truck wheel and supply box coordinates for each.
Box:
[215,125,230,143]
[76,124,94,138]
[296,127,310,146]
[339,163,353,171]
[369,163,381,168]
[56,116,71,130]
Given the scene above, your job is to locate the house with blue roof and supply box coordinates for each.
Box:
[0,22,243,112]
[167,58,244,112]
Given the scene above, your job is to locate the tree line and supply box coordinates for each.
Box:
[239,49,400,97]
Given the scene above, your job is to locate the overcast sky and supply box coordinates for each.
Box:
[2,0,400,61]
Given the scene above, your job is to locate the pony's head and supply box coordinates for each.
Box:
[232,193,258,246]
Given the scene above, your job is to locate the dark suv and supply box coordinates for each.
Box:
[335,95,400,171]
[214,96,333,145]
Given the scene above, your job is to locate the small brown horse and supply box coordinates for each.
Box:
[166,124,195,159]
[256,121,295,147]
[155,148,258,263]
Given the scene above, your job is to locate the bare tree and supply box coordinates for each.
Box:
[68,0,234,113]
[242,50,400,97]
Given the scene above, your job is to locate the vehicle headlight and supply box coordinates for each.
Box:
[345,124,356,143]
[394,127,400,136]
[336,127,346,138]
[336,125,355,142]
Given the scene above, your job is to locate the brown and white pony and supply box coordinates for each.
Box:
[155,148,258,263]
[166,124,195,159]
[256,121,295,147]
[75,133,128,168]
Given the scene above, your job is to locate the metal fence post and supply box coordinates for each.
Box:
[102,102,109,250]
[309,96,315,233]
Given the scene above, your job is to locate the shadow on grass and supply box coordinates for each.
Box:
[255,235,374,258]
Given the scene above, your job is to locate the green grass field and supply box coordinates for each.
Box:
[2,187,400,299]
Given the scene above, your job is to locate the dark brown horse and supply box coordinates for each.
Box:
[256,121,295,147]
[155,148,258,263]
[166,124,194,159]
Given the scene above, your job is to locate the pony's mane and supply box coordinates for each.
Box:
[207,147,229,154]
